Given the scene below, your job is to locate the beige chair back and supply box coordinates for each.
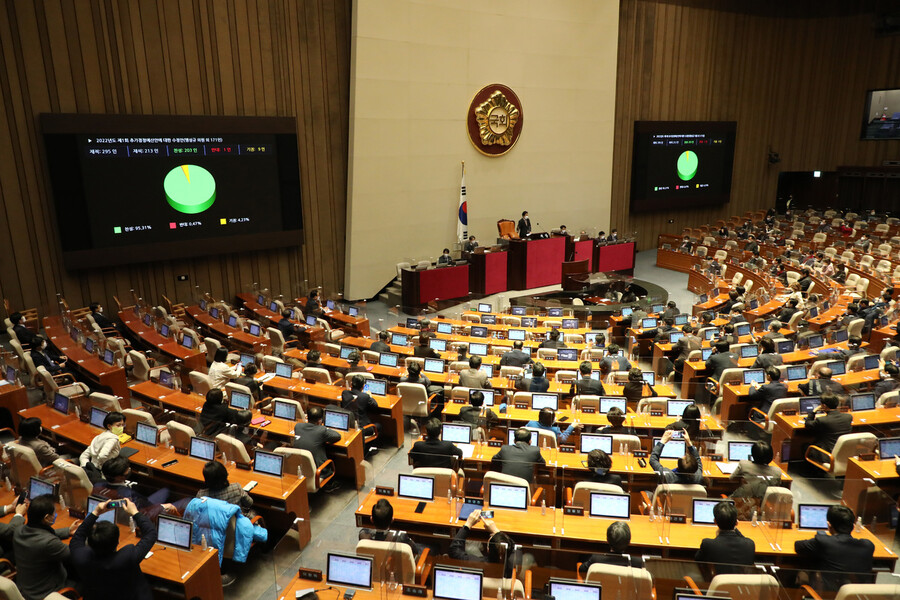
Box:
[834,584,900,600]
[584,564,654,599]
[483,471,531,506]
[215,433,252,465]
[760,486,793,522]
[526,428,557,449]
[0,575,26,600]
[301,367,333,384]
[610,434,642,452]
[273,447,318,491]
[412,467,464,497]
[397,382,430,418]
[707,574,780,600]
[166,420,195,451]
[7,442,42,487]
[482,578,525,599]
[266,327,287,355]
[651,483,707,515]
[356,540,416,586]
[830,433,877,476]
[54,459,92,512]
[90,392,123,413]
[571,481,625,508]
[128,350,154,381]
[189,371,213,396]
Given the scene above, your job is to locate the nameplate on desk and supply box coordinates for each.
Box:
[174,447,188,455]
[260,408,274,416]
[297,567,323,581]
[453,398,466,404]
[670,513,686,524]
[781,409,798,416]
[708,454,723,462]
[401,584,428,597]
[859,453,876,461]
[559,445,576,454]
[650,410,663,417]
[304,378,319,385]
[563,506,584,516]
[514,404,529,410]
[776,519,792,530]
[488,440,502,448]
[581,407,595,414]
[235,462,251,470]
[375,486,395,496]
[633,450,648,458]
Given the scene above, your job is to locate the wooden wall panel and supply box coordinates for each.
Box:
[612,0,900,250]
[0,0,350,318]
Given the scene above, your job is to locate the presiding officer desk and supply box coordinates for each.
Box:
[20,403,313,548]
[43,316,129,399]
[129,379,367,490]
[0,489,225,600]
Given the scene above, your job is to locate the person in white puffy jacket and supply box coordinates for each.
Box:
[80,411,124,474]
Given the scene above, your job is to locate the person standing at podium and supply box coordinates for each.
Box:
[517,211,531,237]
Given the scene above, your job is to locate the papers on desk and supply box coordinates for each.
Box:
[716,461,738,474]
[457,443,475,459]
[258,373,276,383]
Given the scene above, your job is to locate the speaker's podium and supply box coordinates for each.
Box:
[506,235,566,290]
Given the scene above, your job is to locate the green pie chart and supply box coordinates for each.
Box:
[677,150,699,181]
[164,165,216,214]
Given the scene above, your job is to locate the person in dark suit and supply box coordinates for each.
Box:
[803,393,852,453]
[199,389,246,437]
[359,499,422,558]
[341,375,381,449]
[293,406,341,486]
[10,312,36,349]
[606,229,619,242]
[234,364,263,403]
[586,449,623,488]
[798,367,845,397]
[410,417,464,469]
[515,362,550,392]
[705,340,738,381]
[539,329,567,349]
[517,211,531,237]
[88,302,117,331]
[649,429,702,484]
[450,510,517,577]
[600,344,631,372]
[744,235,759,254]
[672,325,702,374]
[652,317,677,342]
[499,341,532,367]
[491,427,545,483]
[277,309,304,341]
[573,361,605,396]
[836,336,865,362]
[873,363,900,401]
[719,323,739,347]
[458,390,499,430]
[463,236,478,253]
[437,248,453,265]
[413,334,440,359]
[662,301,679,320]
[752,338,783,369]
[622,367,651,404]
[370,331,391,354]
[29,335,70,376]
[747,366,788,414]
[13,495,79,600]
[93,457,186,519]
[304,289,324,317]
[695,502,755,575]
[794,505,875,590]
[599,406,635,435]
[303,349,323,369]
[758,320,783,341]
[578,521,642,576]
[70,498,157,600]
[776,298,801,323]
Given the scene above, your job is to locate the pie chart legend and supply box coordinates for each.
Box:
[164,164,216,214]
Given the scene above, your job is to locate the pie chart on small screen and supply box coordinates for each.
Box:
[164,165,216,214]
[677,150,698,181]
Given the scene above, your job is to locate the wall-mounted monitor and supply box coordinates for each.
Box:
[861,88,900,140]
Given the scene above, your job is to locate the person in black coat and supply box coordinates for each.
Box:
[450,510,517,577]
[29,335,70,376]
[234,364,263,403]
[413,334,440,359]
[199,389,246,437]
[747,366,788,414]
[578,521,642,576]
[539,329,567,349]
[586,449,623,488]
[798,367,845,397]
[490,427,545,483]
[795,505,875,590]
[705,340,738,381]
[695,501,755,575]
[803,393,852,453]
[499,341,532,367]
[410,418,464,469]
[573,361,605,396]
[359,499,422,558]
[515,362,551,393]
[517,211,531,237]
[70,498,157,600]
[370,331,391,354]
[599,407,635,435]
[89,302,118,331]
[277,309,304,341]
[776,298,800,323]
[752,338,783,369]
[10,312,36,349]
[293,406,341,473]
[304,289,324,317]
[341,375,382,443]
[873,363,900,401]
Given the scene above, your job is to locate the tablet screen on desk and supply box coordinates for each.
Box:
[740,345,758,358]
[478,303,492,313]
[306,315,317,326]
[5,366,16,384]
[508,329,525,341]
[833,328,848,343]
[339,346,354,360]
[272,400,296,420]
[378,353,399,367]
[692,498,733,525]
[326,553,373,590]
[429,338,448,352]
[799,397,820,414]
[749,299,759,310]
[562,319,578,330]
[248,324,261,336]
[90,407,109,429]
[102,349,116,365]
[642,371,655,386]
[324,409,350,431]
[348,306,360,317]
[471,389,495,407]
[727,441,754,462]
[29,477,55,500]
[521,317,538,328]
[135,421,158,446]
[547,580,601,600]
[364,379,387,396]
[159,324,170,338]
[437,322,453,334]
[479,364,494,378]
[580,434,612,454]
[425,358,445,373]
[850,393,876,412]
[507,430,538,446]
[227,315,238,328]
[776,340,795,355]
[253,450,283,476]
[390,333,408,346]
[666,400,693,417]
[398,474,435,501]
[143,314,152,327]
[442,423,472,444]
[488,483,528,510]
[807,334,825,349]
[209,307,220,320]
[599,397,626,413]
[157,514,193,551]
[736,323,751,337]
[669,332,684,344]
[180,335,194,350]
[482,315,497,325]
[589,492,630,519]
[786,365,806,380]
[189,437,215,461]
[621,307,633,317]
[548,308,563,317]
[406,318,420,329]
[275,362,293,379]
[807,306,818,318]
[798,504,831,529]
[532,393,558,411]
[511,306,527,316]
[675,314,689,325]
[651,304,665,314]
[704,329,717,341]
[52,393,69,415]
[470,326,488,338]
[433,567,483,600]
[84,338,95,354]
[469,343,487,356]
[879,437,900,459]
[229,390,251,410]
[701,348,714,360]
[641,318,658,329]
[825,360,846,376]
[742,369,765,385]
[557,348,578,362]
[863,354,880,370]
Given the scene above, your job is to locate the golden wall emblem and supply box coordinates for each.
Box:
[466,84,523,157]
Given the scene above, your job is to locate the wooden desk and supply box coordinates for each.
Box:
[0,380,28,428]
[183,305,269,353]
[0,489,224,600]
[43,316,129,398]
[843,457,900,515]
[402,265,470,305]
[118,310,206,382]
[229,295,325,346]
[293,294,371,337]
[20,404,312,548]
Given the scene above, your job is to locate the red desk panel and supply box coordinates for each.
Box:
[402,265,469,305]
[508,236,567,290]
[469,251,508,295]
[573,239,593,271]
[595,242,636,273]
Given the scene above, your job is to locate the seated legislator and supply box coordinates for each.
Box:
[672,325,702,374]
[622,367,651,404]
[199,388,247,437]
[836,335,865,361]
[451,509,517,577]
[80,410,125,479]
[437,248,453,265]
[10,311,36,349]
[0,499,26,561]
[499,341,532,367]
[794,505,875,590]
[207,347,241,389]
[650,429,702,484]
[695,501,756,575]
[599,406,635,436]
[586,449,623,487]
[600,344,631,372]
[526,407,580,444]
[459,356,492,389]
[370,331,391,354]
[292,406,341,488]
[730,441,782,518]
[662,300,679,320]
[344,350,368,375]
[342,375,382,448]
[706,340,738,382]
[463,235,479,253]
[413,334,440,359]
[278,309,304,341]
[13,495,79,600]
[303,349,323,369]
[578,521,643,575]
[573,360,605,396]
[458,390,498,430]
[17,417,60,467]
[798,366,845,397]
[539,328,567,349]
[515,361,550,393]
[93,457,187,519]
[873,363,900,400]
[752,338,783,369]
[776,297,801,322]
[70,498,157,600]
[803,393,852,454]
[304,289,324,317]
[491,427,546,483]
[410,417,463,469]
[719,323,739,347]
[197,461,253,515]
[359,498,422,558]
[758,320,784,341]
[30,335,70,376]
[747,366,788,414]
[234,363,263,403]
[89,301,117,331]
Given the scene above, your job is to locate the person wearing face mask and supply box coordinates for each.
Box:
[586,449,623,487]
[13,495,80,600]
[17,417,60,467]
[80,411,125,479]
[437,248,453,265]
[89,301,117,331]
[29,335,71,376]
